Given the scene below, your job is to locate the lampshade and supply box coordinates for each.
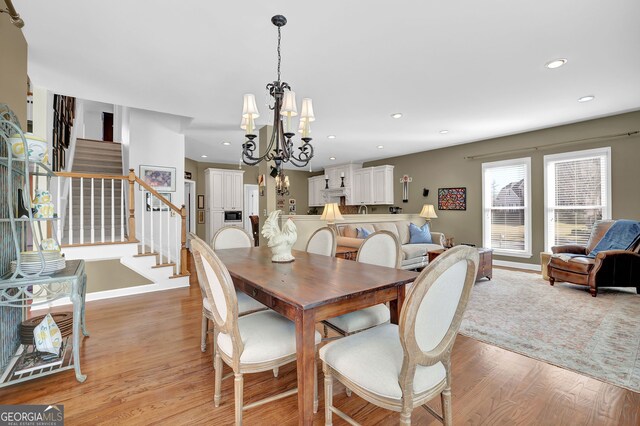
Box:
[300,98,315,122]
[419,204,438,219]
[298,118,312,135]
[281,91,298,116]
[320,203,344,223]
[240,116,249,130]
[242,94,260,118]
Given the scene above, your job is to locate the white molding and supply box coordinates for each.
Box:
[283,213,424,223]
[493,259,541,272]
[30,278,189,311]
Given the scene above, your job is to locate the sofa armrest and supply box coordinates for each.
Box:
[551,244,587,255]
[336,236,363,249]
[592,250,640,284]
[430,232,445,247]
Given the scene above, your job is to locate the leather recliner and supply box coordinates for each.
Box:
[548,220,640,297]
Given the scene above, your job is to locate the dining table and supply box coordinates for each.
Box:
[215,246,418,426]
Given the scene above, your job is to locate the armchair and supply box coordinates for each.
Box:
[548,220,640,297]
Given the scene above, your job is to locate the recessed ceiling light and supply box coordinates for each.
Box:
[327,135,336,139]
[201,155,208,158]
[391,113,403,119]
[578,95,595,103]
[377,145,384,149]
[545,58,567,69]
[222,141,231,146]
[329,156,336,160]
[439,130,449,134]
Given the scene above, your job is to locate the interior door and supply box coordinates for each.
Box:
[244,184,259,233]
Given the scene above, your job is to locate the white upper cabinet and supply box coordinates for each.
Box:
[352,168,372,205]
[206,168,244,211]
[308,175,325,207]
[352,165,394,205]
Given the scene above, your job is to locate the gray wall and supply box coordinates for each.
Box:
[365,110,640,264]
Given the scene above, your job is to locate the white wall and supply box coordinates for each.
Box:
[128,108,186,261]
[80,99,113,140]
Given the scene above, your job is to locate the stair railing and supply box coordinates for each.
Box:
[53,169,188,277]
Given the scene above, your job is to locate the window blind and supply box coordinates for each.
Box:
[545,148,610,250]
[482,158,531,256]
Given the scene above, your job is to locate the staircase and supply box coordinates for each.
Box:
[62,139,126,245]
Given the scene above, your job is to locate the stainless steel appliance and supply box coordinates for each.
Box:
[224,211,243,222]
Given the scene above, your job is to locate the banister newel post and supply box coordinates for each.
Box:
[127,168,136,242]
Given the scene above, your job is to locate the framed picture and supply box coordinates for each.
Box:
[289,198,296,205]
[289,204,296,213]
[438,187,466,210]
[139,165,176,192]
[197,195,205,209]
[146,192,172,211]
[197,210,205,224]
[184,171,192,180]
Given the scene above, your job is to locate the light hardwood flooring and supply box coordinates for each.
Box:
[0,259,638,425]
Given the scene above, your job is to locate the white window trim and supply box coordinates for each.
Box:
[481,157,532,258]
[543,147,612,252]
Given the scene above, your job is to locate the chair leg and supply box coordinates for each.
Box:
[400,407,411,425]
[214,351,222,407]
[273,367,279,378]
[636,286,640,295]
[314,357,318,414]
[549,277,555,286]
[201,314,208,352]
[234,373,244,425]
[323,324,329,338]
[441,387,453,426]
[324,366,333,426]
[590,287,597,297]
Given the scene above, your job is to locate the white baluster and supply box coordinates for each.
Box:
[140,189,146,254]
[80,177,84,244]
[150,193,154,254]
[159,199,164,263]
[69,178,73,245]
[120,180,125,242]
[101,178,105,243]
[91,178,95,244]
[56,177,61,242]
[166,208,171,264]
[111,179,115,242]
[175,215,180,275]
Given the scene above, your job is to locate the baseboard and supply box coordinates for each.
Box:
[30,278,190,311]
[493,259,541,272]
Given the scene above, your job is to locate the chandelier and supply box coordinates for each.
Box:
[241,15,315,171]
[274,169,290,196]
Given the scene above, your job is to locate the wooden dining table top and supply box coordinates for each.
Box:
[214,246,418,310]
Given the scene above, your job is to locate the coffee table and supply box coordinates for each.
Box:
[427,247,493,281]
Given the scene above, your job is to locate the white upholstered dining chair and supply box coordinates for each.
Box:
[321,245,479,426]
[323,230,401,337]
[190,236,321,425]
[306,226,337,257]
[200,228,266,353]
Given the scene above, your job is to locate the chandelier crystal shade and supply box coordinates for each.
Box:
[240,15,315,171]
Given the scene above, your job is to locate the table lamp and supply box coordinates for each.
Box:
[419,204,438,222]
[321,203,344,225]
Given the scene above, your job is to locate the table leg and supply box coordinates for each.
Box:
[71,276,87,383]
[295,309,316,426]
[80,273,90,337]
[389,284,406,325]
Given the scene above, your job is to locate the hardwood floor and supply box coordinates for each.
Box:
[1,259,638,425]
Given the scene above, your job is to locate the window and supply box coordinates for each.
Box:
[544,147,611,251]
[482,158,532,257]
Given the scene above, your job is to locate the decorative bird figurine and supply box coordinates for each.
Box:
[261,210,297,263]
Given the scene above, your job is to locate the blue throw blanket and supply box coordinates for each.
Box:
[588,219,640,258]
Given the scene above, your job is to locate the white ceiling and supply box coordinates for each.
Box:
[19,0,640,170]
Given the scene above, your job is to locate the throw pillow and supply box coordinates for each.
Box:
[409,222,432,244]
[356,227,371,239]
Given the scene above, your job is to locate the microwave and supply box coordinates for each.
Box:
[224,211,242,222]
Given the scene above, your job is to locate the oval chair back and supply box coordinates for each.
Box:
[212,226,253,250]
[356,230,402,268]
[306,226,337,257]
[398,245,479,402]
[190,234,244,367]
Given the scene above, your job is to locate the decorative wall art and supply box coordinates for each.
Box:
[139,165,176,192]
[145,192,171,211]
[197,195,205,209]
[438,187,467,210]
[197,210,205,224]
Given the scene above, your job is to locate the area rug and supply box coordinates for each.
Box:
[459,269,640,392]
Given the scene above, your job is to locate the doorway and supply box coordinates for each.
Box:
[184,180,196,246]
[244,184,259,234]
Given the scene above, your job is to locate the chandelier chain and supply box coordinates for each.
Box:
[277,26,282,82]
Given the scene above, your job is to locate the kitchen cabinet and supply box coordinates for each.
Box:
[351,165,394,205]
[352,168,372,205]
[308,175,325,207]
[205,168,245,243]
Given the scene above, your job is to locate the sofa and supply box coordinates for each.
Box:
[335,220,445,270]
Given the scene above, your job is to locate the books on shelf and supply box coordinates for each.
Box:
[13,350,63,376]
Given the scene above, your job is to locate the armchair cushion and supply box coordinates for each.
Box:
[551,244,587,255]
[587,219,640,258]
[319,323,446,400]
[548,256,595,275]
[586,220,616,254]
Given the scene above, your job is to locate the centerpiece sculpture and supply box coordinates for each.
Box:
[262,210,297,263]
